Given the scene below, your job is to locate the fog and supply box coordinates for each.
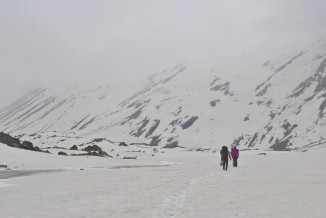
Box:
[1,0,326,108]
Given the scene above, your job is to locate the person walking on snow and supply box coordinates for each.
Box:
[230,145,239,167]
[220,146,231,171]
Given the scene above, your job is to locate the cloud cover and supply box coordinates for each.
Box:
[0,0,326,107]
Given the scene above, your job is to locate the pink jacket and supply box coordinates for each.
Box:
[230,147,239,158]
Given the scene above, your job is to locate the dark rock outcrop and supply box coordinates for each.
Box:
[0,132,20,147]
[119,142,128,147]
[83,144,102,153]
[0,132,44,152]
[58,151,68,156]
[21,141,33,150]
[181,116,198,129]
[163,141,179,148]
[69,145,78,150]
[93,138,105,143]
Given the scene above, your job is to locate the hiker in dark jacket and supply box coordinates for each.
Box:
[230,145,239,167]
[220,146,231,171]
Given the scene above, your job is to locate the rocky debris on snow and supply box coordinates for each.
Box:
[163,141,179,148]
[0,132,44,152]
[69,145,78,150]
[0,132,20,147]
[70,152,112,158]
[210,99,220,107]
[123,156,137,160]
[232,136,244,146]
[80,144,110,157]
[119,142,128,146]
[210,81,234,96]
[0,164,8,168]
[83,144,102,152]
[100,151,109,156]
[150,135,161,146]
[58,151,68,156]
[163,137,179,148]
[244,114,250,121]
[49,146,67,150]
[195,148,211,152]
[258,153,267,155]
[186,148,211,152]
[92,138,105,142]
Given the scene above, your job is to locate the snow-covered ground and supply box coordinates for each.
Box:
[1,144,325,218]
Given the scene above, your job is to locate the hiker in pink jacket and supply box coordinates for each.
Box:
[230,145,239,167]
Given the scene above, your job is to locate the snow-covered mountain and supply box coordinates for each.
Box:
[1,38,326,151]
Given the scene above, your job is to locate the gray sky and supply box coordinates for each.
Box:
[1,0,326,108]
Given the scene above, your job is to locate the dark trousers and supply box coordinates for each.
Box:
[232,157,238,167]
[222,159,229,170]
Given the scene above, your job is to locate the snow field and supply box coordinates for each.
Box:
[0,147,326,218]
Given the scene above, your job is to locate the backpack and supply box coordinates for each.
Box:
[220,147,228,160]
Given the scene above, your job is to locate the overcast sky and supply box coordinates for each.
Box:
[1,0,326,108]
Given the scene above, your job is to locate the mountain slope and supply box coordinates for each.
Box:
[1,38,326,151]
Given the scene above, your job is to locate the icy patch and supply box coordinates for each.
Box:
[0,180,15,188]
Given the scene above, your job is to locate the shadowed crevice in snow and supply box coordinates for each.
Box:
[39,99,68,119]
[79,117,96,130]
[70,114,90,130]
[162,66,187,84]
[19,97,57,122]
[275,51,305,73]
[247,132,258,147]
[0,89,45,121]
[210,76,220,87]
[256,51,305,92]
[256,84,271,97]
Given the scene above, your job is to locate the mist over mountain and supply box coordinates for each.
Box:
[1,37,325,151]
